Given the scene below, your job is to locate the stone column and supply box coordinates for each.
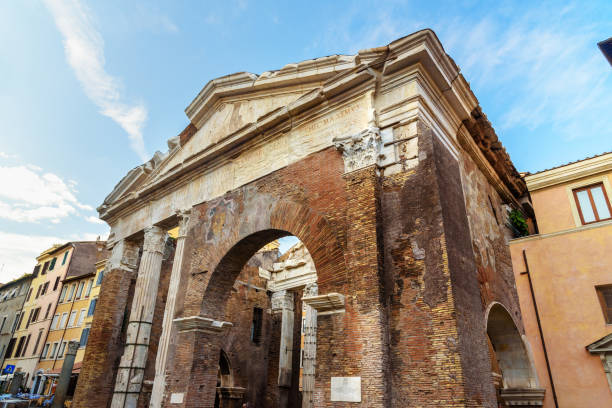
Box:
[150,210,191,408]
[112,226,167,408]
[271,290,294,408]
[301,283,318,408]
[52,341,79,408]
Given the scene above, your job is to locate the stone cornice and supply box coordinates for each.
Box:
[302,293,345,315]
[526,152,612,192]
[173,316,233,334]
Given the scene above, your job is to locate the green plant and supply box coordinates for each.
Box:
[508,209,529,237]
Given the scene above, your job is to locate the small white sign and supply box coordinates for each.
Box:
[170,393,184,404]
[331,376,361,402]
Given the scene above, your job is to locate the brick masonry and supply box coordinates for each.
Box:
[77,129,527,407]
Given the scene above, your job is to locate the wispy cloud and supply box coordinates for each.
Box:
[0,230,108,282]
[0,164,93,223]
[0,152,18,160]
[44,0,149,161]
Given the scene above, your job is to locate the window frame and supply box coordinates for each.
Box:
[596,284,612,325]
[573,182,612,225]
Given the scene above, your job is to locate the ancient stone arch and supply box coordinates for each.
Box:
[485,302,544,406]
[73,29,536,408]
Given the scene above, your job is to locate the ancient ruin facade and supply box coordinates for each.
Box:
[73,30,543,407]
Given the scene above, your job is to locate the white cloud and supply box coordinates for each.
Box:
[44,0,149,161]
[0,152,18,160]
[0,232,64,282]
[0,165,94,223]
[85,215,105,225]
[0,231,108,282]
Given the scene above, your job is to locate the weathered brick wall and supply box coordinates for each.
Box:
[72,264,138,408]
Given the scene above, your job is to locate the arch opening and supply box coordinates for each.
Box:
[201,232,320,408]
[486,303,536,389]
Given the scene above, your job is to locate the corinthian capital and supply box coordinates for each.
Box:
[175,209,192,239]
[143,226,167,254]
[332,126,384,173]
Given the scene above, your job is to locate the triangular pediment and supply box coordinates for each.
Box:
[587,333,612,353]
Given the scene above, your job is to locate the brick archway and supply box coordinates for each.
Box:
[166,193,349,407]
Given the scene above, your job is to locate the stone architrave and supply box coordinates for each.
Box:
[149,210,191,408]
[111,226,167,408]
[52,341,79,408]
[301,282,318,408]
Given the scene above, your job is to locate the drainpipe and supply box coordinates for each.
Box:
[521,250,559,408]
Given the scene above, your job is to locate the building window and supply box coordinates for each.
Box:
[53,277,60,291]
[49,257,57,271]
[12,312,21,332]
[41,343,49,359]
[5,338,16,359]
[32,330,43,356]
[61,250,69,265]
[49,342,58,359]
[57,341,66,359]
[26,288,32,302]
[51,314,60,330]
[30,307,40,323]
[21,334,31,357]
[87,298,98,317]
[32,264,41,277]
[35,285,42,299]
[77,309,86,327]
[41,282,49,296]
[44,304,51,320]
[59,286,67,303]
[597,285,612,324]
[80,328,90,348]
[59,312,68,329]
[85,280,93,298]
[41,261,49,275]
[15,336,25,357]
[67,284,75,301]
[96,271,104,286]
[68,311,77,327]
[75,282,84,299]
[250,307,263,345]
[0,316,6,333]
[574,183,612,225]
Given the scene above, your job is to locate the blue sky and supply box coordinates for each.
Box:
[0,0,610,281]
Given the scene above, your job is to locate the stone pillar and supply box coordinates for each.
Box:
[112,226,167,408]
[271,290,294,408]
[150,210,190,408]
[301,283,318,408]
[72,239,139,408]
[52,341,79,408]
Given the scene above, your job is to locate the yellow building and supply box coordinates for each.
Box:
[34,244,107,395]
[2,243,68,390]
[510,152,612,407]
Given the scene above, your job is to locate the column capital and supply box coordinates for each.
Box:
[332,126,384,173]
[143,225,167,254]
[106,239,139,272]
[175,208,192,238]
[66,341,79,355]
[302,292,345,315]
[271,290,294,313]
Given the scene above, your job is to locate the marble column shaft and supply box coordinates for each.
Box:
[149,211,190,408]
[301,283,318,408]
[271,290,295,388]
[112,226,167,408]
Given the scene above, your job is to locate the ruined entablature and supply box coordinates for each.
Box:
[259,241,317,292]
[98,29,525,245]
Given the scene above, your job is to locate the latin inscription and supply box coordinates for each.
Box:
[331,376,361,402]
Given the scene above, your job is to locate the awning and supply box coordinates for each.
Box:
[46,362,82,376]
[0,374,13,381]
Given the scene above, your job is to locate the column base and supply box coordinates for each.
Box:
[500,388,546,406]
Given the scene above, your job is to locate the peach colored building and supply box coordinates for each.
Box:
[510,152,612,408]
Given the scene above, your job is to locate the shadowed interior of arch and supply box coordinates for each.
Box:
[486,303,537,390]
[203,232,320,408]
